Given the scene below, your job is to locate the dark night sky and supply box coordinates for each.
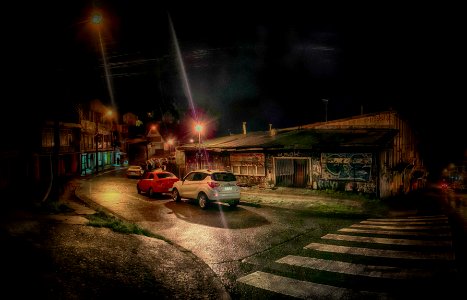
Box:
[6,1,467,175]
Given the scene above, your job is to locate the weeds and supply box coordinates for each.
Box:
[86,210,172,243]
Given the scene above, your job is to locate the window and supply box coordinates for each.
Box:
[230,153,265,176]
[60,129,72,146]
[212,172,236,181]
[157,172,177,179]
[42,128,54,147]
[184,172,196,181]
[193,173,205,181]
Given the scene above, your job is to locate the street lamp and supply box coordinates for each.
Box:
[91,12,118,173]
[194,123,203,169]
[322,99,329,122]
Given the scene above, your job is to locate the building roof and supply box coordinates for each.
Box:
[177,127,398,152]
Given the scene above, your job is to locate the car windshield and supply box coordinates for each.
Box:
[212,172,236,181]
[157,172,176,179]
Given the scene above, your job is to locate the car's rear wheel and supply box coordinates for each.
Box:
[172,189,181,202]
[230,200,239,208]
[148,188,154,198]
[198,193,208,209]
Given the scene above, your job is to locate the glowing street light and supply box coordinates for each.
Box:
[91,13,103,25]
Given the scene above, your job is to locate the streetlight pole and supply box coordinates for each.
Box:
[195,123,203,169]
[322,99,329,122]
[91,13,115,108]
[91,13,118,171]
[95,117,99,174]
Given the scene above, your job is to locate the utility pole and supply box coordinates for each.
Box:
[322,99,329,122]
[50,118,60,202]
[95,117,99,174]
[195,123,203,169]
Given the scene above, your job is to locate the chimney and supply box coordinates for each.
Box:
[269,123,276,136]
[242,122,247,135]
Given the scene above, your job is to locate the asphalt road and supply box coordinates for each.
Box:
[76,168,467,299]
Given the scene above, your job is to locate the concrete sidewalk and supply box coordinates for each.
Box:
[0,176,231,299]
[239,185,381,215]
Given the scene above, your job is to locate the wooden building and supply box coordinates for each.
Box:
[175,111,426,199]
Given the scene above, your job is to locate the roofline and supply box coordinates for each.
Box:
[277,110,399,132]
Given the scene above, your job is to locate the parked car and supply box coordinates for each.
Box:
[126,165,145,178]
[171,169,241,209]
[137,171,179,197]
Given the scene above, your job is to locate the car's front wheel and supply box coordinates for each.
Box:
[198,193,209,209]
[172,189,181,202]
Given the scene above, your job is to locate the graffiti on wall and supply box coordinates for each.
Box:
[276,151,302,157]
[321,153,372,181]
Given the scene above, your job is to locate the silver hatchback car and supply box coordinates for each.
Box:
[171,169,241,209]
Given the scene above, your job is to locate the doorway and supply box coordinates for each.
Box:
[274,157,310,187]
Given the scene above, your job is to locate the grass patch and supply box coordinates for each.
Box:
[311,202,360,214]
[86,210,172,243]
[315,189,376,201]
[308,197,390,218]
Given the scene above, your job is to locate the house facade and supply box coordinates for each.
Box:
[78,103,118,176]
[175,111,426,199]
[31,100,120,186]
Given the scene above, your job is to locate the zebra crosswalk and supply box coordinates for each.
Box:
[237,214,456,299]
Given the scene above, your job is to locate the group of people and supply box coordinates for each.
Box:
[145,157,169,171]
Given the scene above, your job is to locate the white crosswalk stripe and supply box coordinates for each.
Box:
[321,233,452,247]
[359,220,448,225]
[237,214,456,298]
[304,242,454,260]
[350,224,450,230]
[366,216,448,221]
[276,255,435,279]
[338,227,452,237]
[237,271,388,299]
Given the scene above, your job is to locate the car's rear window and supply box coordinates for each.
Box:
[157,172,176,179]
[212,172,236,182]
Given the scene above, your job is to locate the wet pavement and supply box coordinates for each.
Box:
[1,171,466,299]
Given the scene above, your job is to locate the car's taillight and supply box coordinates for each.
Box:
[207,181,220,188]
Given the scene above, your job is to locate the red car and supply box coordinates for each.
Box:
[136,171,179,198]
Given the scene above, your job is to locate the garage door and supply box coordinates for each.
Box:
[274,158,310,188]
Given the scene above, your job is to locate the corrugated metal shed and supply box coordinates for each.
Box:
[177,128,398,151]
